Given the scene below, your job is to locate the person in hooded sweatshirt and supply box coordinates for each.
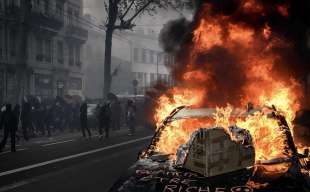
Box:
[0,104,19,152]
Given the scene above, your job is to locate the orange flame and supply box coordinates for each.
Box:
[153,0,304,177]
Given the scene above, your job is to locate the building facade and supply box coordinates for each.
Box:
[0,0,88,104]
[125,29,174,95]
[83,17,174,99]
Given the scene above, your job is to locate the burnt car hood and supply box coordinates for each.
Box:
[109,155,254,192]
[109,155,308,192]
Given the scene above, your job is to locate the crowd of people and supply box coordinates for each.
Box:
[0,94,137,153]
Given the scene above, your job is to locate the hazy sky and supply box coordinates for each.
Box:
[83,0,106,21]
[83,0,192,27]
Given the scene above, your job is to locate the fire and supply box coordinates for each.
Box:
[193,19,223,51]
[236,111,287,160]
[154,87,205,126]
[153,0,306,177]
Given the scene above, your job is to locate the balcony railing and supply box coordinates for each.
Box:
[36,54,44,62]
[3,5,21,20]
[76,61,82,67]
[36,54,52,63]
[65,20,88,43]
[30,6,64,31]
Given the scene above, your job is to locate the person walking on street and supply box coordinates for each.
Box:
[98,102,111,139]
[126,100,136,136]
[110,99,120,131]
[95,104,101,131]
[43,104,52,137]
[80,102,91,138]
[21,98,30,141]
[0,104,19,152]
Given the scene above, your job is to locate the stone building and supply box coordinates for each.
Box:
[0,0,88,104]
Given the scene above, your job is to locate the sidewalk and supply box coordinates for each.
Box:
[1,126,150,148]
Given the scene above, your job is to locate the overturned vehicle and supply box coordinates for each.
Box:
[109,106,310,192]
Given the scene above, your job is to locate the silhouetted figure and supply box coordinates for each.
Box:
[99,102,111,139]
[0,104,19,152]
[95,104,101,133]
[54,99,64,132]
[80,102,91,138]
[43,104,52,137]
[110,99,120,130]
[21,99,31,141]
[0,104,5,127]
[32,97,41,135]
[126,100,136,136]
[115,101,121,130]
[36,101,46,136]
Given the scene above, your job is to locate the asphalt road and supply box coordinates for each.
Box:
[0,128,154,192]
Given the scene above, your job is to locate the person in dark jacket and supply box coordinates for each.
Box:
[80,102,91,138]
[98,102,111,139]
[21,99,30,141]
[0,104,19,152]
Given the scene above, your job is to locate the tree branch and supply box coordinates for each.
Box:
[125,0,155,23]
[119,0,135,21]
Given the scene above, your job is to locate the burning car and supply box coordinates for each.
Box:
[109,106,310,192]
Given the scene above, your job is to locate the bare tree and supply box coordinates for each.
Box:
[102,0,185,95]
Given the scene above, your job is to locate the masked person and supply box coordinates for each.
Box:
[80,102,91,138]
[0,104,19,152]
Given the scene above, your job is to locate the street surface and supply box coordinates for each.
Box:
[0,128,154,192]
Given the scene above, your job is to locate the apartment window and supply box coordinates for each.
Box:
[45,39,52,63]
[9,30,16,57]
[133,48,139,62]
[57,41,63,64]
[8,0,15,7]
[69,44,74,65]
[75,45,81,66]
[150,73,155,84]
[142,49,147,63]
[35,74,52,97]
[164,54,171,66]
[74,7,80,19]
[68,8,73,25]
[42,0,49,15]
[149,50,155,64]
[56,2,64,19]
[137,72,143,82]
[36,37,43,61]
[69,77,82,90]
[157,53,164,65]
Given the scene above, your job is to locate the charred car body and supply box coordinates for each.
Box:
[109,106,310,192]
